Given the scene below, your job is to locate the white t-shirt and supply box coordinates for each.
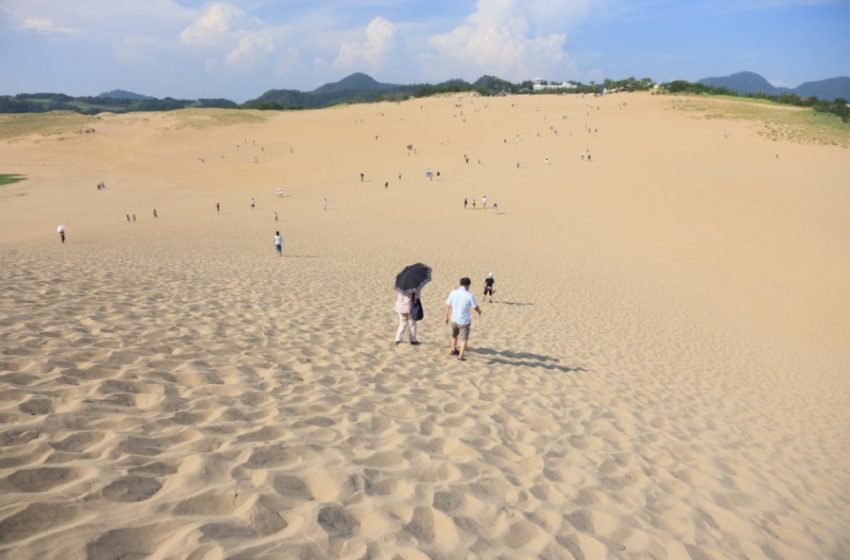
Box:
[446,288,478,325]
[274,234,282,246]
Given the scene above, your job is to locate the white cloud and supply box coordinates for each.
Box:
[425,0,579,81]
[20,17,79,34]
[5,0,192,35]
[334,16,396,71]
[276,48,300,76]
[587,68,604,82]
[180,3,245,45]
[225,32,274,68]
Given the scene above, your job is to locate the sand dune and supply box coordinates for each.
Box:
[1,93,848,559]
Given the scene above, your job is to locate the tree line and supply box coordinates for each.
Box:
[662,81,849,123]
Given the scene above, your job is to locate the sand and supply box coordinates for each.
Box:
[0,93,848,559]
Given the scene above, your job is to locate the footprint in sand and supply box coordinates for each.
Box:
[7,467,82,492]
[102,476,163,502]
[0,502,83,544]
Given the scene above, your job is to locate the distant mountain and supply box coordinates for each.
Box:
[698,71,850,100]
[247,72,544,109]
[698,71,782,96]
[312,73,399,94]
[247,73,419,109]
[793,77,850,101]
[97,89,154,100]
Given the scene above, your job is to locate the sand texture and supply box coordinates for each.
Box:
[0,93,849,559]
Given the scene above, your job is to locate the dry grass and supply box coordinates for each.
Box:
[171,108,270,129]
[669,96,850,147]
[0,112,96,141]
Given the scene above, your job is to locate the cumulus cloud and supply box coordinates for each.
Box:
[180,3,244,45]
[20,17,79,34]
[334,16,396,71]
[426,0,580,81]
[225,32,274,68]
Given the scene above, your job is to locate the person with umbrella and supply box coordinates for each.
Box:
[394,263,430,345]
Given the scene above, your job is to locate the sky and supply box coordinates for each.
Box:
[1,0,848,102]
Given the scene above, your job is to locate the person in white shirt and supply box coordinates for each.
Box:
[274,231,282,256]
[444,277,481,361]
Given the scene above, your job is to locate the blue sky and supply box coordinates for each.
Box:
[1,0,848,101]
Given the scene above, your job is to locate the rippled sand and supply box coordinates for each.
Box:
[1,93,848,559]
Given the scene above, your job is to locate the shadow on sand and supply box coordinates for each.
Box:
[467,347,586,374]
[497,301,533,306]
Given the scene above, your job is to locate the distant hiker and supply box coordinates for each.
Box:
[385,181,389,189]
[484,273,495,302]
[274,231,282,256]
[132,214,136,222]
[274,211,278,222]
[153,209,157,218]
[360,172,365,182]
[322,197,328,211]
[126,214,131,223]
[57,225,65,244]
[251,197,255,209]
[216,202,220,214]
[464,198,468,209]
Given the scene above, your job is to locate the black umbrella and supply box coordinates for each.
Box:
[395,263,432,295]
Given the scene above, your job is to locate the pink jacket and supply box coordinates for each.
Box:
[395,292,417,314]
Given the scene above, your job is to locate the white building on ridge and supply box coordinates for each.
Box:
[531,78,578,92]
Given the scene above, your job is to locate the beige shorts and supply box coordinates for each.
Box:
[451,322,470,341]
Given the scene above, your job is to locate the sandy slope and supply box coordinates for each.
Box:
[0,93,848,559]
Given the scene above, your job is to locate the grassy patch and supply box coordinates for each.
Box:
[669,96,850,148]
[0,173,25,186]
[172,109,269,129]
[0,112,95,141]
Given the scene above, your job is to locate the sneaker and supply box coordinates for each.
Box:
[410,341,421,345]
[450,349,460,356]
[395,341,402,345]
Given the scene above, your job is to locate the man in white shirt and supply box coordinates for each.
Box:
[274,231,282,256]
[445,277,481,361]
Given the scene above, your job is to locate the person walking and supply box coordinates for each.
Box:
[394,290,421,345]
[251,197,256,210]
[464,198,468,209]
[483,273,495,302]
[445,277,481,361]
[57,225,65,244]
[274,231,282,257]
[322,197,328,211]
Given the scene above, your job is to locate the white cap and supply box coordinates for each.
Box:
[488,272,493,278]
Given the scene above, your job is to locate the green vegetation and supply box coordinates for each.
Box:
[0,173,25,186]
[172,109,269,129]
[670,97,850,147]
[662,80,850,123]
[2,74,659,115]
[0,93,237,115]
